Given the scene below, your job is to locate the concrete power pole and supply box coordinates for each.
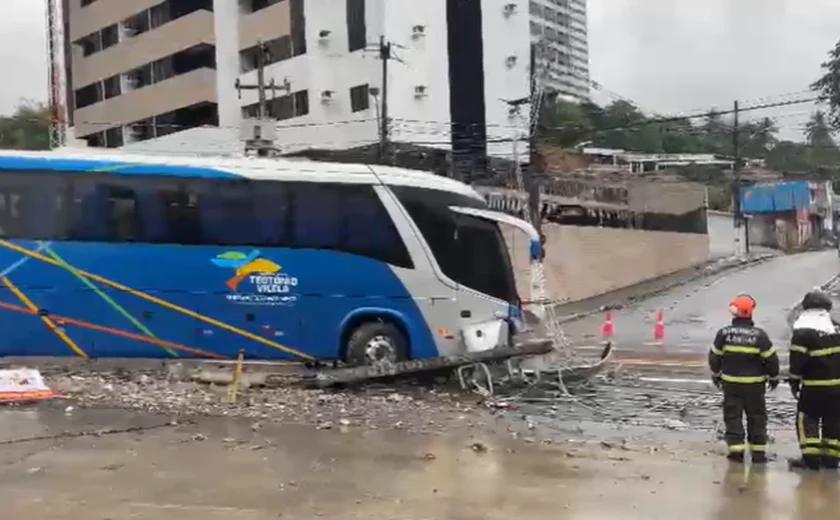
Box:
[731,100,750,254]
[376,36,393,164]
[235,40,291,156]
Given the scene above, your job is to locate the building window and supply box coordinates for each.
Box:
[103,76,121,99]
[240,35,297,73]
[74,83,102,109]
[349,84,369,112]
[101,24,119,49]
[242,0,283,13]
[290,0,307,56]
[242,90,309,121]
[346,0,366,52]
[104,127,124,148]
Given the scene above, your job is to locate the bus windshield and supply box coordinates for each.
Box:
[391,186,519,304]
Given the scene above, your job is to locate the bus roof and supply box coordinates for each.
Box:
[0,149,483,201]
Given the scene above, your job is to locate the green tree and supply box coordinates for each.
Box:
[541,97,592,148]
[0,101,51,150]
[811,39,840,131]
[741,117,778,158]
[805,110,835,148]
[765,140,812,173]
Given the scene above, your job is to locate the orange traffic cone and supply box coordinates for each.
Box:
[653,310,665,342]
[601,312,614,339]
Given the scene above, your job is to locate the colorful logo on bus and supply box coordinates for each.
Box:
[211,250,299,306]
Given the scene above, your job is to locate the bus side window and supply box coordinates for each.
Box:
[291,182,342,249]
[0,172,67,240]
[198,179,257,246]
[253,181,291,247]
[341,186,413,268]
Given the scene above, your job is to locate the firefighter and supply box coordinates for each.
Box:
[788,290,840,471]
[709,294,779,463]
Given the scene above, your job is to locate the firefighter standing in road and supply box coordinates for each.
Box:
[788,290,840,471]
[709,294,780,463]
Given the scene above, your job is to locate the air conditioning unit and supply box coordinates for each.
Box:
[414,85,427,98]
[411,25,426,38]
[321,90,335,103]
[503,3,517,16]
[506,55,518,68]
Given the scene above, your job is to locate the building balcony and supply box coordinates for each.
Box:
[69,0,162,41]
[72,9,214,89]
[239,0,291,50]
[74,67,217,137]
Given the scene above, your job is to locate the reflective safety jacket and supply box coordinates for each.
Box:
[710,318,779,384]
[790,309,840,391]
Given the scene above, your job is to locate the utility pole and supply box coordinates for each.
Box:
[527,42,543,235]
[235,39,291,156]
[732,100,750,254]
[378,36,392,164]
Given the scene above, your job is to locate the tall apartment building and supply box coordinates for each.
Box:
[528,0,590,100]
[62,0,532,164]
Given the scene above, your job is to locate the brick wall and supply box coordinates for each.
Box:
[503,224,710,303]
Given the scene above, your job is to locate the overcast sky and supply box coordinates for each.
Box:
[1,0,838,141]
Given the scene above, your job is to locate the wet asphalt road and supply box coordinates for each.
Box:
[565,250,840,353]
[2,406,839,520]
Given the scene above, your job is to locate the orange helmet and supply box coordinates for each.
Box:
[729,294,756,319]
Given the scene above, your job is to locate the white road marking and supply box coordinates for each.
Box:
[638,376,713,385]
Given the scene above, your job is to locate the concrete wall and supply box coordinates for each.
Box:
[503,223,710,303]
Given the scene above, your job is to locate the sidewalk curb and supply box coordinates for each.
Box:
[554,253,777,326]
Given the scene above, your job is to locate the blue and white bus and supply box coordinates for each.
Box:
[0,150,541,365]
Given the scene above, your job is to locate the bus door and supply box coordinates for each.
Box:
[449,207,540,352]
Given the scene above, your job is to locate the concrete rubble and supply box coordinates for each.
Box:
[45,366,491,435]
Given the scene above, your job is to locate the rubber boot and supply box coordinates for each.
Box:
[788,457,820,471]
[727,452,745,463]
[751,452,768,464]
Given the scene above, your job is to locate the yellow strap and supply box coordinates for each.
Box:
[728,444,747,453]
[802,378,840,387]
[810,346,840,357]
[825,438,840,448]
[760,347,776,358]
[824,448,840,458]
[723,345,761,355]
[710,346,723,356]
[800,439,822,446]
[789,374,802,380]
[721,374,767,383]
[798,412,806,443]
[749,444,767,452]
[802,447,823,455]
[790,345,809,354]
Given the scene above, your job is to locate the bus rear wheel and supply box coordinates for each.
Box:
[345,321,408,367]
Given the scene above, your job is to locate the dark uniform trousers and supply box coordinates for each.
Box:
[722,382,767,454]
[796,392,840,469]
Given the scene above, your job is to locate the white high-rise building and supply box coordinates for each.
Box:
[528,0,590,100]
[62,0,532,167]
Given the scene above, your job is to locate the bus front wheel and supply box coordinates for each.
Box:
[345,321,408,367]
